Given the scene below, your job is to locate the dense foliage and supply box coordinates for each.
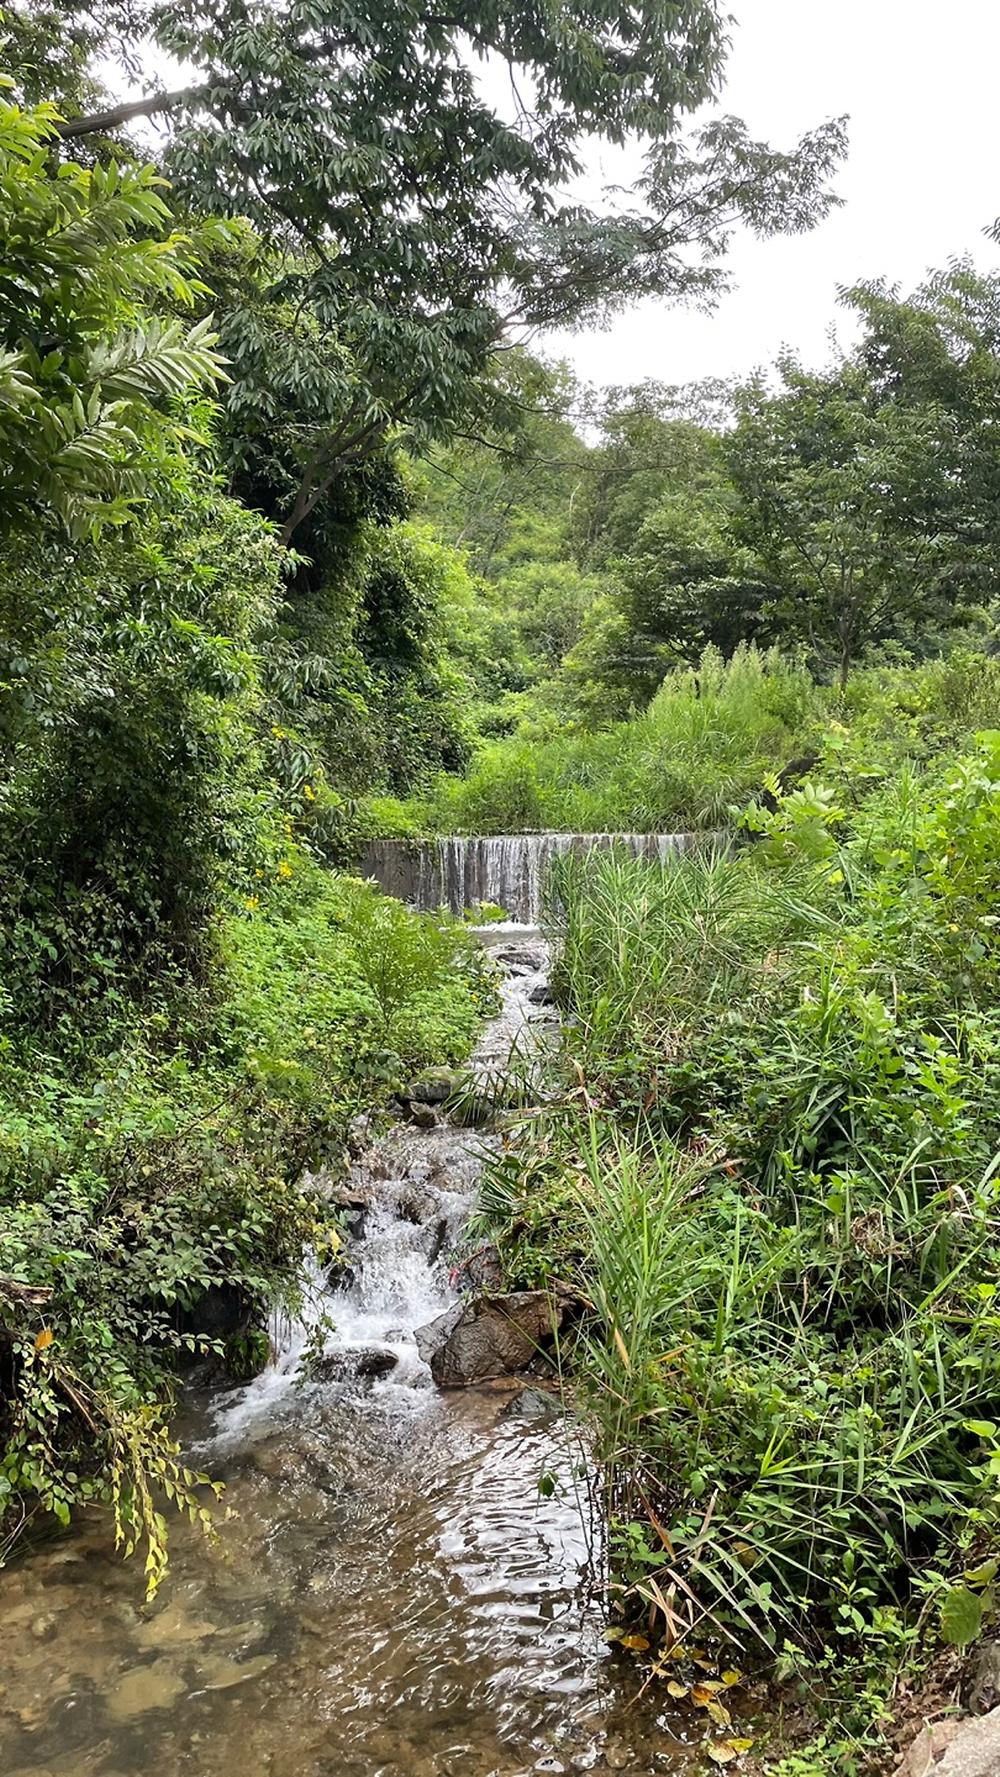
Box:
[0,861,491,1583]
[468,653,1000,1767]
[7,11,1000,1769]
[402,268,1000,839]
[0,0,845,1586]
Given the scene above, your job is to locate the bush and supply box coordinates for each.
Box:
[399,646,1000,842]
[403,646,823,834]
[0,486,285,1036]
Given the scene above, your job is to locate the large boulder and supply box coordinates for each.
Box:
[415,1290,562,1387]
[898,1705,1000,1777]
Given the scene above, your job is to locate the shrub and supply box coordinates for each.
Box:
[0,857,493,1587]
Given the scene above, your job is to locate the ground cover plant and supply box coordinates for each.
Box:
[467,656,1000,1767]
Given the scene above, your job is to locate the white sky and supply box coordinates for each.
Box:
[543,0,1000,388]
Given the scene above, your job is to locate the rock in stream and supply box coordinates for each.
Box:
[415,1289,564,1387]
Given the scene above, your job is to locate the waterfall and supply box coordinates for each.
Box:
[360,831,696,922]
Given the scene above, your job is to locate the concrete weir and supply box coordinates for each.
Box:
[359,831,694,923]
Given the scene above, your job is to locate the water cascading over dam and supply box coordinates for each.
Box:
[360,831,694,922]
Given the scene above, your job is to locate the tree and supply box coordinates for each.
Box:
[846,263,1000,582]
[572,379,729,567]
[420,353,587,581]
[611,491,775,686]
[39,0,847,542]
[0,93,286,1016]
[726,361,980,687]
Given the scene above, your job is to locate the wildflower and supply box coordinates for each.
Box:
[278,859,293,879]
[303,783,316,801]
[244,895,260,911]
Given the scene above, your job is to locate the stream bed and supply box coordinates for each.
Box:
[0,936,711,1777]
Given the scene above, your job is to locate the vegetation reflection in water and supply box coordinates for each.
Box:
[0,1386,710,1777]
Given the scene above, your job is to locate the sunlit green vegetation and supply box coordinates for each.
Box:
[1,0,849,1585]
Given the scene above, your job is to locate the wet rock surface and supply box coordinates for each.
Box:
[501,1385,562,1423]
[416,1290,563,1387]
[311,1347,399,1382]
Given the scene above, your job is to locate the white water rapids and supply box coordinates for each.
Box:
[205,928,553,1449]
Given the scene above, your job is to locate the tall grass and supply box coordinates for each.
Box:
[372,646,1000,845]
[409,645,820,834]
[566,1111,996,1653]
[475,737,1000,1671]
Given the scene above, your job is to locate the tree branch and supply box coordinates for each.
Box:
[55,85,211,140]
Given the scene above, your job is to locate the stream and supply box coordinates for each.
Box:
[0,935,710,1777]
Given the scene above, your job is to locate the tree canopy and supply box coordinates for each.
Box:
[23,0,846,540]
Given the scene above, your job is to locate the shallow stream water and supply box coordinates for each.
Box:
[0,936,715,1777]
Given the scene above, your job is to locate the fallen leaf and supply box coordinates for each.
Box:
[666,1680,688,1699]
[621,1633,650,1651]
[34,1328,53,1352]
[706,1744,738,1766]
[691,1682,724,1705]
[721,1669,742,1688]
[603,1626,625,1643]
[728,1740,754,1753]
[706,1700,732,1728]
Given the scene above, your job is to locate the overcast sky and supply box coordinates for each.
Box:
[543,0,1000,389]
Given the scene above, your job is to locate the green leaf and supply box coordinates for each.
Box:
[964,1559,999,1589]
[940,1586,984,1647]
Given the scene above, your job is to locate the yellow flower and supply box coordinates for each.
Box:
[278,859,293,879]
[244,894,260,911]
[303,783,316,801]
